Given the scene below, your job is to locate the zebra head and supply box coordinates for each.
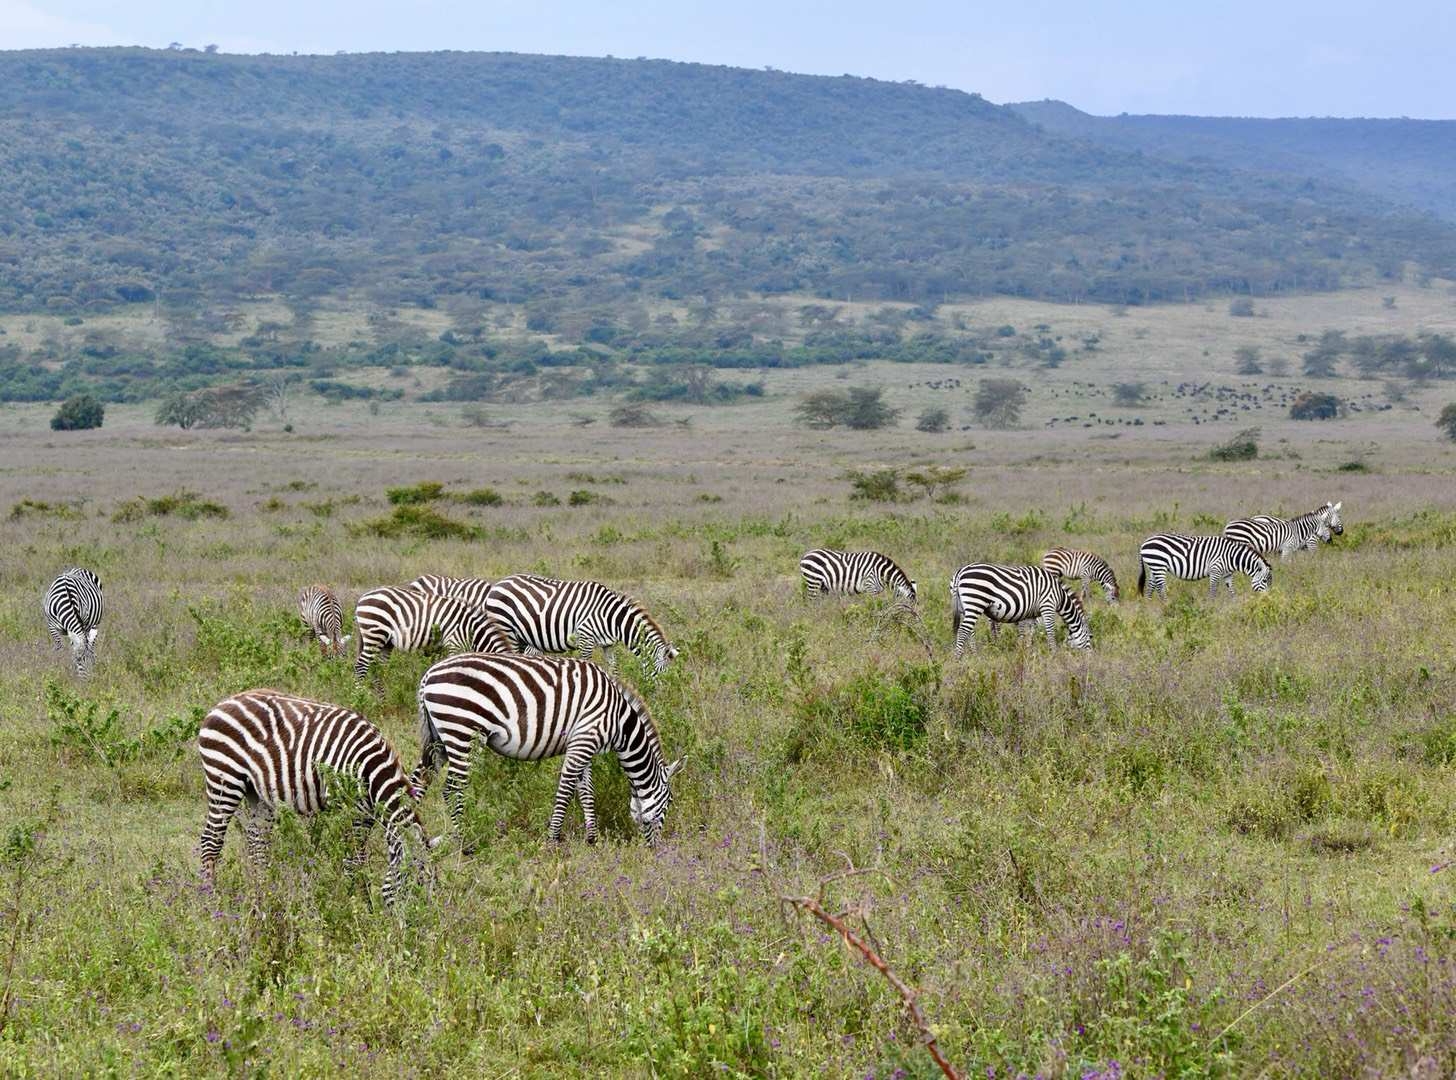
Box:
[1250,559,1273,592]
[1059,592,1093,650]
[1325,501,1344,538]
[896,578,918,604]
[72,629,98,677]
[630,755,684,846]
[652,641,680,677]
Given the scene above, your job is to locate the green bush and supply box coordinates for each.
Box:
[112,490,228,523]
[357,504,481,540]
[386,481,446,505]
[50,394,104,431]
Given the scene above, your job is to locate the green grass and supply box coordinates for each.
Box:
[2,399,1456,1076]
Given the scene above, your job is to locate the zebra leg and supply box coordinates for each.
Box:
[353,633,374,682]
[1041,607,1057,648]
[575,633,598,666]
[346,799,374,870]
[1017,619,1037,642]
[548,741,600,842]
[442,759,472,854]
[1152,571,1167,600]
[1080,579,1091,602]
[576,765,598,845]
[1208,568,1221,598]
[242,802,274,874]
[953,610,979,658]
[382,824,405,907]
[46,619,64,652]
[198,787,243,889]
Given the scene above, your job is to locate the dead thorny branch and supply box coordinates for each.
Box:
[780,868,962,1080]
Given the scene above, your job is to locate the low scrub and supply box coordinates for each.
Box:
[112,490,228,523]
[356,504,481,541]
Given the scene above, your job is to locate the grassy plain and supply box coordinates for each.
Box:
[3,287,1456,1077]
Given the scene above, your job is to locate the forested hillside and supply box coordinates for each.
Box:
[4,47,1456,324]
[1010,99,1456,221]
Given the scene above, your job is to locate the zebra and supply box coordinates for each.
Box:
[1137,534,1272,599]
[414,653,684,847]
[298,585,349,656]
[196,689,439,905]
[353,586,513,682]
[951,563,1092,657]
[483,574,678,678]
[1041,548,1119,604]
[1224,502,1341,560]
[43,567,103,677]
[407,574,492,612]
[798,549,917,606]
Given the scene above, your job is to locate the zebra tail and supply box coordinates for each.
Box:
[1137,560,1146,598]
[951,579,963,638]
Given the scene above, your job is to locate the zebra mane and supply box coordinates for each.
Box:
[622,592,668,647]
[616,679,665,758]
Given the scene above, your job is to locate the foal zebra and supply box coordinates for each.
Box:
[407,574,492,612]
[44,567,103,677]
[353,586,512,682]
[196,689,438,905]
[483,574,678,678]
[951,563,1092,657]
[1138,534,1272,599]
[1041,548,1119,604]
[798,549,917,606]
[414,654,684,847]
[1224,502,1341,560]
[298,585,349,656]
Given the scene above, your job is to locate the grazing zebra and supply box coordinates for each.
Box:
[483,574,678,678]
[353,586,512,682]
[196,689,439,905]
[408,574,492,612]
[298,585,349,656]
[1041,548,1119,604]
[1224,502,1342,560]
[1137,534,1272,599]
[951,563,1092,657]
[798,549,917,606]
[414,653,684,847]
[43,567,103,677]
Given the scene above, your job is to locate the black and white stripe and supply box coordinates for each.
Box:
[951,563,1092,657]
[298,585,349,656]
[408,574,492,612]
[354,586,512,681]
[43,567,103,677]
[1138,534,1272,598]
[484,574,678,678]
[1223,502,1342,560]
[799,549,917,605]
[1041,548,1120,604]
[196,689,438,905]
[414,653,684,846]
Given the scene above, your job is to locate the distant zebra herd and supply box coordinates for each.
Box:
[40,499,1340,904]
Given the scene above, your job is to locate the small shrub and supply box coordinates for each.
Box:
[1208,428,1259,462]
[915,406,950,433]
[1234,345,1263,375]
[9,499,81,521]
[1290,392,1343,420]
[1111,381,1147,407]
[1336,460,1369,473]
[1228,297,1255,317]
[532,491,562,507]
[356,505,480,541]
[973,378,1027,428]
[50,394,105,431]
[1436,403,1456,442]
[609,403,663,428]
[846,469,901,502]
[386,481,445,505]
[112,490,229,523]
[567,490,599,506]
[459,488,503,506]
[786,664,939,762]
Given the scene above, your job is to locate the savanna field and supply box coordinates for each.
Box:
[4,292,1456,1078]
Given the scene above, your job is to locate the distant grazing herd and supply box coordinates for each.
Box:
[38,499,1342,904]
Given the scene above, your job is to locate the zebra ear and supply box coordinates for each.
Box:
[1332,502,1342,513]
[665,755,686,780]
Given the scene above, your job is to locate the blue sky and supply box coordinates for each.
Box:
[3,0,1451,119]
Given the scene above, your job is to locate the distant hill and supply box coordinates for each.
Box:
[1009,100,1456,221]
[2,48,1455,322]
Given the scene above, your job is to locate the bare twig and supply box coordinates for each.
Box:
[780,892,962,1080]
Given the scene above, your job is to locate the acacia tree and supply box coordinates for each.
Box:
[50,395,104,431]
[973,379,1027,428]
